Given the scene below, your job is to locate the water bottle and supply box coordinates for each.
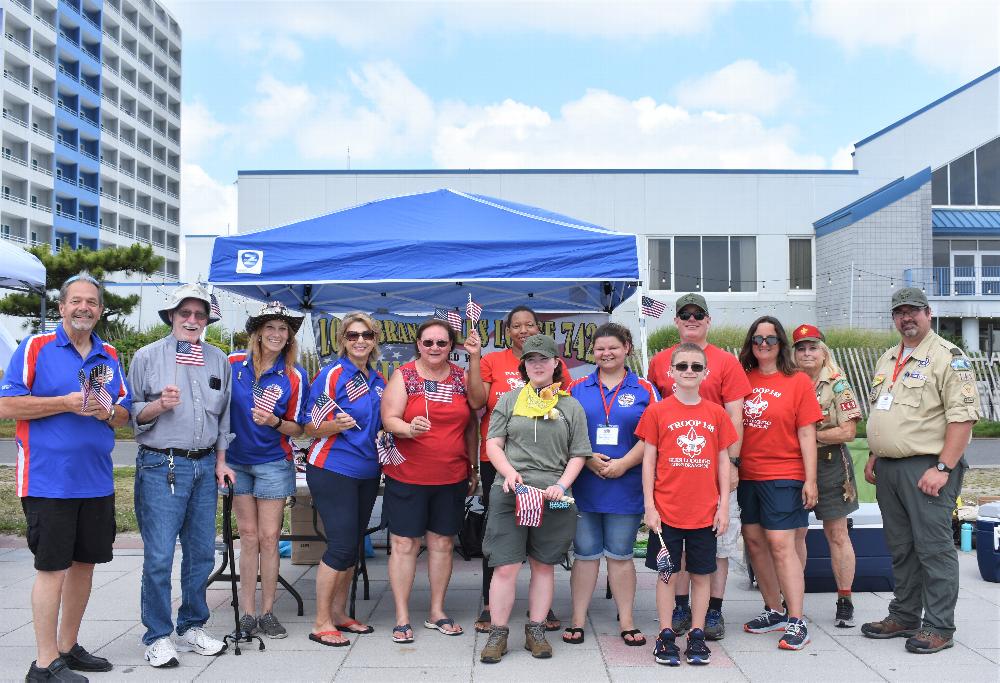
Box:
[960,522,973,552]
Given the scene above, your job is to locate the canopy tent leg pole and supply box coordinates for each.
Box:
[637,283,649,378]
[39,287,46,331]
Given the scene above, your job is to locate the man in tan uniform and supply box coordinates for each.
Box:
[861,288,980,654]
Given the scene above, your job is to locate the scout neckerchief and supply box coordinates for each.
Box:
[513,381,569,443]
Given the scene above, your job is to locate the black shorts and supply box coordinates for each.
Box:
[644,525,717,576]
[22,495,116,571]
[383,476,467,538]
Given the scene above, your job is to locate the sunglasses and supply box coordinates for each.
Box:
[752,335,780,346]
[176,309,208,321]
[673,362,705,372]
[677,311,707,321]
[345,330,375,341]
[421,339,451,348]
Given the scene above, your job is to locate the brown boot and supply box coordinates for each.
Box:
[524,621,552,659]
[905,630,954,654]
[480,625,509,664]
[861,616,919,639]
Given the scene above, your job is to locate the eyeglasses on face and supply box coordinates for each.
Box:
[891,306,926,319]
[677,311,707,321]
[345,330,376,341]
[420,339,450,348]
[752,335,780,347]
[672,362,705,372]
[176,309,208,321]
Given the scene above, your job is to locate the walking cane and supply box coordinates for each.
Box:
[221,476,265,655]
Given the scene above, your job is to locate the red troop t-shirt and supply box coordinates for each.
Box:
[740,369,823,481]
[635,396,738,529]
[647,343,751,407]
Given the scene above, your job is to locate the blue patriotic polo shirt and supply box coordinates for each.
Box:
[227,351,307,465]
[0,325,132,498]
[568,369,659,514]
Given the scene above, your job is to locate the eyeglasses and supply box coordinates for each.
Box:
[421,339,450,348]
[176,309,208,321]
[892,306,926,319]
[345,330,376,341]
[673,362,705,372]
[677,311,707,321]
[752,335,780,346]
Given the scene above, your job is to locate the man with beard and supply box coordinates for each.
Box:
[862,288,980,654]
[127,283,235,667]
[0,272,132,681]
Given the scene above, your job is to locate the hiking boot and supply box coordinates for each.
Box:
[905,630,954,654]
[524,621,552,658]
[258,612,287,639]
[685,628,711,665]
[653,628,680,666]
[744,607,787,633]
[778,618,810,650]
[59,644,112,673]
[834,596,855,628]
[26,659,88,681]
[480,625,509,664]
[704,608,725,640]
[671,604,692,634]
[237,613,257,638]
[861,616,919,639]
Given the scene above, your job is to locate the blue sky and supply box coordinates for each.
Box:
[159,0,999,233]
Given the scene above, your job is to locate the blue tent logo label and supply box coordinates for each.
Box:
[236,250,263,274]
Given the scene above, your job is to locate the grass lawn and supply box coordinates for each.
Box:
[0,419,134,440]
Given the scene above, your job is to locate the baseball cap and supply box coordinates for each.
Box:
[675,293,709,315]
[792,324,824,345]
[891,287,929,310]
[521,334,557,358]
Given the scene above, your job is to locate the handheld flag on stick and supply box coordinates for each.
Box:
[175,341,205,366]
[433,308,463,333]
[376,431,406,466]
[655,530,673,585]
[252,382,283,414]
[423,380,454,403]
[465,294,483,326]
[345,373,369,402]
[209,293,222,320]
[514,483,545,527]
[309,393,337,429]
[641,295,666,319]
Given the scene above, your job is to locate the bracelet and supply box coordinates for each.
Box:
[104,404,116,423]
[555,482,567,494]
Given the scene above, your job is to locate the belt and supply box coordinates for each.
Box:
[143,446,214,459]
[817,444,843,460]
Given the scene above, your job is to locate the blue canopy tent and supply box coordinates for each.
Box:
[208,189,639,314]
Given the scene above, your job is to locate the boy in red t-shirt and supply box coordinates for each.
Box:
[636,343,736,666]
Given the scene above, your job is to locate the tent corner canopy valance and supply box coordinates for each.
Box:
[0,240,46,292]
[208,189,640,314]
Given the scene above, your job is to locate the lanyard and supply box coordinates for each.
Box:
[597,372,626,426]
[888,343,911,391]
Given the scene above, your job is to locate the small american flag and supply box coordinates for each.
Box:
[423,379,454,403]
[253,382,283,414]
[309,393,338,428]
[175,341,205,366]
[434,308,463,333]
[655,531,673,585]
[209,293,222,319]
[641,295,666,319]
[465,294,483,325]
[514,483,545,527]
[345,373,369,402]
[376,431,406,466]
[82,365,114,412]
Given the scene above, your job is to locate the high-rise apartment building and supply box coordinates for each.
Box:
[2,0,181,279]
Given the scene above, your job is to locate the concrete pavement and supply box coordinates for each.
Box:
[0,539,997,681]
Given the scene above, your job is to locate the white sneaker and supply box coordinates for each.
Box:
[176,627,227,656]
[144,637,179,668]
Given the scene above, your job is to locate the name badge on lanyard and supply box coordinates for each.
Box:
[596,373,626,447]
[876,393,894,411]
[596,425,619,445]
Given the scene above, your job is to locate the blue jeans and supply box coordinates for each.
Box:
[135,447,218,645]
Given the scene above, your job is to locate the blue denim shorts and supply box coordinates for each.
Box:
[573,510,643,560]
[228,458,295,500]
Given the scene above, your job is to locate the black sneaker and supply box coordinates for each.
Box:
[834,596,855,628]
[778,618,811,650]
[237,613,257,638]
[744,607,787,633]
[704,608,725,640]
[685,628,712,665]
[26,659,88,681]
[258,612,287,639]
[653,628,680,666]
[671,604,692,634]
[58,644,112,673]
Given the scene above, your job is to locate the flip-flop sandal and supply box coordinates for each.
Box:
[336,619,374,634]
[309,630,350,647]
[620,629,646,646]
[562,627,585,644]
[474,609,491,634]
[423,618,463,636]
[391,624,414,643]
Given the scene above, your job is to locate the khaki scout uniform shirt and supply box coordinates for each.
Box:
[867,330,981,459]
[815,365,862,439]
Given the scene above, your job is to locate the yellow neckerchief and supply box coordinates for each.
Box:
[513,381,568,419]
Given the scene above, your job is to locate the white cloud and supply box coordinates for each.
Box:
[830,145,854,170]
[674,60,798,116]
[180,163,236,235]
[181,101,228,160]
[805,0,1000,77]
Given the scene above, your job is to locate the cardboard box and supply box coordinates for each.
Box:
[979,495,1000,506]
[290,493,326,565]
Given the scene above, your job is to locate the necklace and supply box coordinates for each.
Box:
[415,357,450,381]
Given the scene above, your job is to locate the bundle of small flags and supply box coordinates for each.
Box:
[641,295,666,319]
[655,530,673,585]
[252,382,283,414]
[79,365,114,412]
[309,393,338,428]
[175,340,205,366]
[423,379,454,403]
[514,483,545,527]
[376,431,406,466]
[345,373,369,402]
[433,308,463,333]
[465,294,483,325]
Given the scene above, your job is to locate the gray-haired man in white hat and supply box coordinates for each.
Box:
[127,283,235,667]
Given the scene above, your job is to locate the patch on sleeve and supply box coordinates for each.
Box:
[840,399,858,412]
[950,347,962,356]
[956,371,974,381]
[951,358,972,371]
[964,397,976,404]
[871,374,885,386]
[832,379,848,393]
[960,383,976,397]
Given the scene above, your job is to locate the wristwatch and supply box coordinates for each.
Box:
[933,462,953,473]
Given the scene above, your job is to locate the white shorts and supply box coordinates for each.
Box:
[716,489,741,560]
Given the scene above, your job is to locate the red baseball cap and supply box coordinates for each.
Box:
[792,324,824,344]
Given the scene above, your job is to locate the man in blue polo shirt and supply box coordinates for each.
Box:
[0,272,132,682]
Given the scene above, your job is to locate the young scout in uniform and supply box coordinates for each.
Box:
[861,287,981,654]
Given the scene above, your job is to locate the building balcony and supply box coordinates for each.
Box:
[905,266,1000,297]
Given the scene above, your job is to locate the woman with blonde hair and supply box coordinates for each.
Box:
[227,301,308,639]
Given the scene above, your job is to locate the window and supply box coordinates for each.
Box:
[647,236,756,291]
[931,167,949,205]
[674,237,701,291]
[977,138,1000,206]
[789,238,813,290]
[932,137,1000,207]
[647,239,671,289]
[950,152,975,205]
